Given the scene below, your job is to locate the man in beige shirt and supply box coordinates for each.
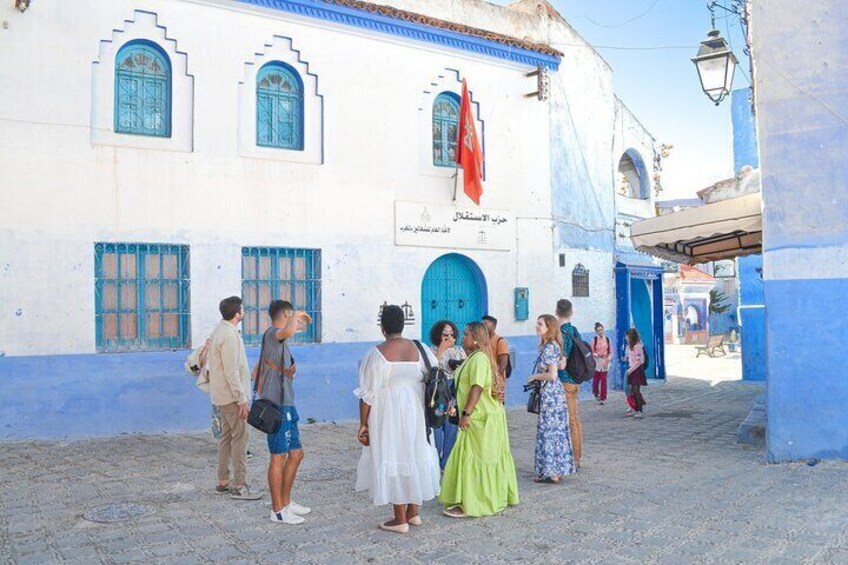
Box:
[207,296,261,500]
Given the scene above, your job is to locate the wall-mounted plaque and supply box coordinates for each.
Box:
[395,201,515,252]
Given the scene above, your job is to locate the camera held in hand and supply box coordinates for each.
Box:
[523,381,541,393]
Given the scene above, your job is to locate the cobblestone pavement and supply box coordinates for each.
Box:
[3,371,848,564]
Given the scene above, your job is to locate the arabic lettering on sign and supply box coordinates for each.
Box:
[452,211,509,225]
[398,224,452,234]
[395,201,515,252]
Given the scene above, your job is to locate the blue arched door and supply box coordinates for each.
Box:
[631,278,655,379]
[421,254,487,344]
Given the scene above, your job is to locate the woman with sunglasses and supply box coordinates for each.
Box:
[428,320,466,469]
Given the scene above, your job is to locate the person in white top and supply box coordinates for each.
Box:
[355,305,441,534]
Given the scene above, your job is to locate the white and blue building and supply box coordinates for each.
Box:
[0,0,660,439]
[611,102,667,387]
[750,0,848,461]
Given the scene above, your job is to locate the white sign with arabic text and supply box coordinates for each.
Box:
[394,201,515,252]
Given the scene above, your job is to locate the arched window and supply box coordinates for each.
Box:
[114,41,171,137]
[433,92,460,167]
[618,149,649,199]
[572,263,590,297]
[256,62,304,150]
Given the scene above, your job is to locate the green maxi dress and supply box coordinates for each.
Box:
[439,350,519,517]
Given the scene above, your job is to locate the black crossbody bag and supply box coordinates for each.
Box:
[247,336,284,435]
[523,381,541,414]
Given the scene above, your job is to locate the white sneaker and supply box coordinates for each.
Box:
[270,506,305,525]
[288,501,311,515]
[634,412,644,419]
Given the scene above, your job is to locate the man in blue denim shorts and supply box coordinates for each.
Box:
[255,300,312,525]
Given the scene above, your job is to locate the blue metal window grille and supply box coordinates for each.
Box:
[114,41,172,137]
[95,243,190,352]
[256,62,304,150]
[433,92,460,167]
[241,247,321,345]
[572,263,590,297]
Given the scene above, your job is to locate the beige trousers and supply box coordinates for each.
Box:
[216,403,248,485]
[563,383,583,465]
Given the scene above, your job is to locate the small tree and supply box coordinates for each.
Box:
[709,289,731,315]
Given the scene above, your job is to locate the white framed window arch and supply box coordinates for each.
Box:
[418,69,485,181]
[237,36,323,164]
[91,10,193,152]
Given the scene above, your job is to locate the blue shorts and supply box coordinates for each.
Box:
[267,406,302,454]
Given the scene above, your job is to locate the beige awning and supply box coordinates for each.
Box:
[630,192,762,265]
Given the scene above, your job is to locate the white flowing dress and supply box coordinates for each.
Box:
[354,346,441,506]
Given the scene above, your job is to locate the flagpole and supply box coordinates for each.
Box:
[452,165,459,202]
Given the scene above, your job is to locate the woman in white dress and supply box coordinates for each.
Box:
[355,305,441,534]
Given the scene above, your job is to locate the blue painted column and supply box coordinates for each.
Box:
[752,1,848,461]
[651,276,666,381]
[731,88,766,382]
[614,263,631,391]
[738,255,765,381]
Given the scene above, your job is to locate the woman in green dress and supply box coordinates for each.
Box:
[440,322,519,518]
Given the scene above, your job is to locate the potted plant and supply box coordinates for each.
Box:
[727,329,739,352]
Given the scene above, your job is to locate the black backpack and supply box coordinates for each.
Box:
[565,327,596,384]
[413,340,454,429]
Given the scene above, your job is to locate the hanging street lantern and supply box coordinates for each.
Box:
[692,29,738,105]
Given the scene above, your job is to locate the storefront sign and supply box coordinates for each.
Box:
[394,201,515,251]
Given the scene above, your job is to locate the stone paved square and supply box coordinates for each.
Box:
[2,359,848,563]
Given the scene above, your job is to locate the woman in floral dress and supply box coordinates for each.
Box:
[527,314,576,484]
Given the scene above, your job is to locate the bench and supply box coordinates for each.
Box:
[695,335,727,358]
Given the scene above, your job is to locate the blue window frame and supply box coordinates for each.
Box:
[433,92,460,167]
[241,247,321,345]
[95,243,190,352]
[256,62,304,150]
[114,40,172,137]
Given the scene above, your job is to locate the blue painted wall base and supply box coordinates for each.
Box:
[0,334,606,440]
[765,278,848,462]
[0,341,370,440]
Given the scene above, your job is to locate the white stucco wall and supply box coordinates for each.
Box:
[0,0,558,355]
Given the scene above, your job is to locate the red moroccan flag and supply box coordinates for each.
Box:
[456,80,484,205]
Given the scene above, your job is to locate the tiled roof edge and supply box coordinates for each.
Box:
[234,0,562,68]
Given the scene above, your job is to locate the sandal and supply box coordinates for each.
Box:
[534,476,561,484]
[407,515,423,526]
[443,506,467,518]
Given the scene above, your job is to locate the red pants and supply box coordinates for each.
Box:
[592,371,608,401]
